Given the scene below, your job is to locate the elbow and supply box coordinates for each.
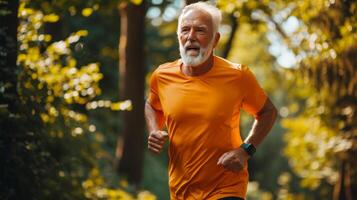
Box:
[262,105,278,123]
[266,98,278,122]
[144,101,152,116]
[255,99,278,122]
[145,101,154,110]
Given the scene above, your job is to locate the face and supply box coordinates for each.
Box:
[178,9,219,67]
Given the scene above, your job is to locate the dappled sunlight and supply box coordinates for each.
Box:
[83,168,156,200]
[1,0,355,199]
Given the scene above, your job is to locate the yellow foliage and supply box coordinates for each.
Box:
[246,181,273,200]
[110,100,133,111]
[17,54,26,62]
[43,13,59,22]
[85,99,132,111]
[44,34,52,42]
[18,2,102,135]
[76,30,89,37]
[27,47,40,62]
[68,58,76,68]
[282,116,339,189]
[82,8,93,17]
[119,179,129,188]
[83,168,157,200]
[130,0,143,6]
[137,191,156,200]
[16,3,157,199]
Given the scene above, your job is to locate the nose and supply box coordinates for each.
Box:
[187,29,197,41]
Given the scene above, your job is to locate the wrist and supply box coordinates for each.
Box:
[240,143,256,157]
[149,128,160,133]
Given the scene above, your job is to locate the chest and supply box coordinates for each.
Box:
[158,77,244,122]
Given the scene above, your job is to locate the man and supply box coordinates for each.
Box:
[145,2,277,200]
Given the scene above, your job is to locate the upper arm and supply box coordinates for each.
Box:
[147,70,163,111]
[146,70,165,129]
[145,100,165,130]
[241,66,267,118]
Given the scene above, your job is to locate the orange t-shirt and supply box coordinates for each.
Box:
[148,56,267,200]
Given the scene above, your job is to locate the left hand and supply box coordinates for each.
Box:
[217,148,250,173]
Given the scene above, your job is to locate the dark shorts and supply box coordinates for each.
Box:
[219,197,244,200]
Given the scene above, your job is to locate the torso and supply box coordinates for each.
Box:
[153,56,250,200]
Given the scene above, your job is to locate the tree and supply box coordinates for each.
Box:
[275,1,357,199]
[1,1,104,198]
[185,0,201,5]
[116,0,147,185]
[0,0,18,109]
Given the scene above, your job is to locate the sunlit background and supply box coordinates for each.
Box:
[1,0,356,200]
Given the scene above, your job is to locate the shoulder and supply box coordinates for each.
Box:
[154,59,180,74]
[214,56,249,73]
[150,59,181,83]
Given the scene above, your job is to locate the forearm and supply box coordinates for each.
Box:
[146,101,168,154]
[244,98,277,147]
[145,101,164,133]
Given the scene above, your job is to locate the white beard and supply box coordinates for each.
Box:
[179,39,215,67]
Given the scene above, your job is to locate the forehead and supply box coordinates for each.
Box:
[180,9,213,28]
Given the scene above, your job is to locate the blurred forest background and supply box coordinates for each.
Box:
[0,0,356,199]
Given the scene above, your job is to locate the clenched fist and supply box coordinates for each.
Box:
[148,130,168,154]
[217,148,250,173]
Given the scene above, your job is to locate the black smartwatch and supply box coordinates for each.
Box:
[240,143,256,157]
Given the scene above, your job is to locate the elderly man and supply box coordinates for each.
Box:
[145,2,277,200]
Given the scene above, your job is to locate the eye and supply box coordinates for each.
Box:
[196,27,206,34]
[181,26,189,31]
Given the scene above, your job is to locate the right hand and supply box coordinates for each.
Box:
[148,130,168,154]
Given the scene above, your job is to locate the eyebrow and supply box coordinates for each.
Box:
[181,24,208,29]
[196,25,208,29]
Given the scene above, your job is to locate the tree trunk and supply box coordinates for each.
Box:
[0,0,19,102]
[185,0,201,5]
[222,13,238,59]
[333,160,352,200]
[116,1,146,184]
[0,0,20,199]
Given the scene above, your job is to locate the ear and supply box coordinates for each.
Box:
[213,32,220,48]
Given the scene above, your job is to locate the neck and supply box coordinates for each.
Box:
[182,54,214,76]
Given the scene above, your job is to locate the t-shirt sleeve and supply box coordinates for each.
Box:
[241,65,267,117]
[147,70,163,111]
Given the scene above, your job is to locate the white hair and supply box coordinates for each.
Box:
[177,1,222,35]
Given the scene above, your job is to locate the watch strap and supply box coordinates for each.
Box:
[240,143,256,157]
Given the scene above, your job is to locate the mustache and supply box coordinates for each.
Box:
[184,42,201,50]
